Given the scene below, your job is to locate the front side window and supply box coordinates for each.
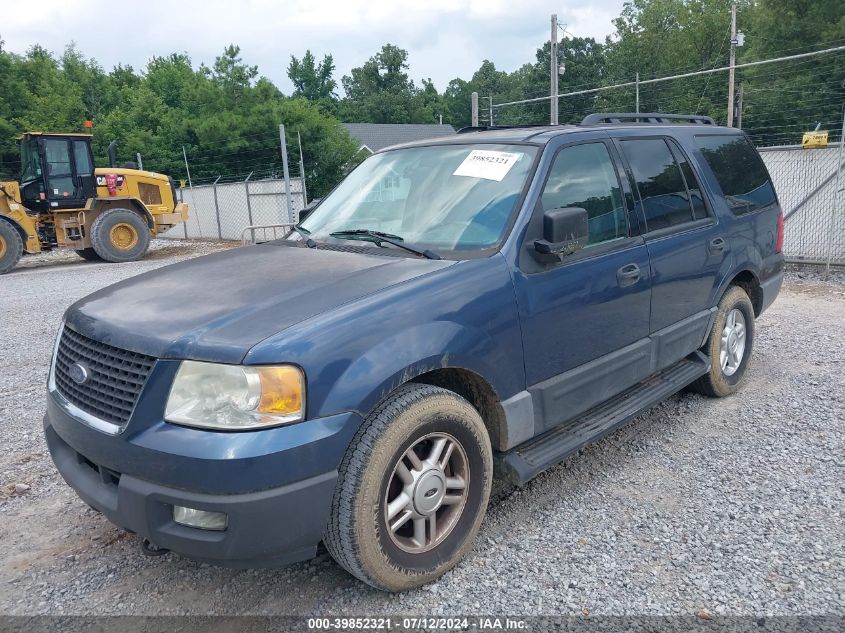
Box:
[20,138,42,183]
[298,143,537,255]
[695,134,776,215]
[540,143,626,245]
[621,138,696,231]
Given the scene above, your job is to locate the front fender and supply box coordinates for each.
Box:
[319,321,519,419]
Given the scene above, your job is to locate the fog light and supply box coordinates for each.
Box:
[173,506,228,531]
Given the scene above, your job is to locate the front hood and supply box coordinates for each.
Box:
[65,243,454,363]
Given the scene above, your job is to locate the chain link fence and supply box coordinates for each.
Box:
[160,144,844,268]
[760,144,844,265]
[161,177,306,241]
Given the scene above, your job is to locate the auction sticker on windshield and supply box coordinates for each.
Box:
[453,149,523,181]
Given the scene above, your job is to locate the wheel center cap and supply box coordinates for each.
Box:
[413,470,446,515]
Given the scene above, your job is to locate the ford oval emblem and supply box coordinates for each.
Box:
[68,362,90,385]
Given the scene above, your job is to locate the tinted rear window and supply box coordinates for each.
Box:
[620,138,696,231]
[695,135,776,215]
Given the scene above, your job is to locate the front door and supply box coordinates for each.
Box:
[512,140,653,431]
[42,138,91,209]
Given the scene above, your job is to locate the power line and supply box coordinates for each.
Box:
[493,44,845,109]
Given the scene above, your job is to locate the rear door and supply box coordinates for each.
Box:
[512,139,653,432]
[614,135,732,369]
[72,139,96,201]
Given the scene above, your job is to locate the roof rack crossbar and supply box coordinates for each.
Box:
[580,112,716,126]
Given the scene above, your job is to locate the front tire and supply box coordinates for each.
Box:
[324,383,492,591]
[0,219,24,275]
[75,248,101,261]
[689,285,755,397]
[90,208,150,263]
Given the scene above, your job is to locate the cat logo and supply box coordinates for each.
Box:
[95,174,126,187]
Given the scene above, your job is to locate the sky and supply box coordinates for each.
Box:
[4,0,625,93]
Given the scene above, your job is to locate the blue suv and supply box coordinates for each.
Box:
[44,113,783,591]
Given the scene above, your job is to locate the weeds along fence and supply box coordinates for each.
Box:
[160,177,306,241]
[760,144,845,266]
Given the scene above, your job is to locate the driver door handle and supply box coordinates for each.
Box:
[617,263,640,287]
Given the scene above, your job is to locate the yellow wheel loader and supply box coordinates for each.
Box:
[0,132,189,274]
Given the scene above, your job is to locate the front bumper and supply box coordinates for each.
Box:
[44,392,362,567]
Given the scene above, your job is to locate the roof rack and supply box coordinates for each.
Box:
[580,113,716,126]
[456,124,570,134]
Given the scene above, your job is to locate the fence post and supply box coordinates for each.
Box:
[825,107,845,279]
[181,189,189,239]
[279,124,294,224]
[244,171,254,226]
[212,175,222,240]
[297,131,308,208]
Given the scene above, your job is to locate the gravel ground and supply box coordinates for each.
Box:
[0,245,843,617]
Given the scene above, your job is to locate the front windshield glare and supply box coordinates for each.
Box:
[298,143,537,253]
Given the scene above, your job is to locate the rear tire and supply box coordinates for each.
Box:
[324,383,492,592]
[0,219,24,275]
[90,208,150,263]
[689,285,755,397]
[75,248,101,261]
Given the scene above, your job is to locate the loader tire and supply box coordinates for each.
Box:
[75,248,101,261]
[90,208,150,263]
[0,219,24,275]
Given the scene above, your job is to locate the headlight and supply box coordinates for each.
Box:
[164,361,305,430]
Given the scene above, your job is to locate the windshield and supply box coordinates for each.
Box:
[20,137,42,183]
[298,143,537,254]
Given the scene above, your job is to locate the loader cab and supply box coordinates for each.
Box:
[18,133,96,213]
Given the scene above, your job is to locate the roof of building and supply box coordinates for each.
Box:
[343,123,457,152]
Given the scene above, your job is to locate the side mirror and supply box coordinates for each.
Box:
[298,198,321,222]
[534,206,589,260]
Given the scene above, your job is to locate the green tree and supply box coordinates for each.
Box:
[287,50,337,108]
[339,44,436,123]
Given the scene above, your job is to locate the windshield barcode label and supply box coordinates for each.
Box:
[453,150,523,181]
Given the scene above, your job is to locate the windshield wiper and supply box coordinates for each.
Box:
[290,224,316,248]
[330,229,441,260]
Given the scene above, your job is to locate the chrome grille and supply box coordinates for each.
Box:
[53,326,156,426]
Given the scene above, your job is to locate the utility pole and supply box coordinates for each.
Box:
[727,2,737,127]
[489,95,494,127]
[550,14,559,125]
[279,124,294,224]
[736,83,744,129]
[471,92,479,127]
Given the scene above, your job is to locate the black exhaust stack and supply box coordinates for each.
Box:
[107,141,117,168]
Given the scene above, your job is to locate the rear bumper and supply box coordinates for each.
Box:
[760,267,784,314]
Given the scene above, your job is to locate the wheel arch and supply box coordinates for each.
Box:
[413,367,508,452]
[89,198,155,231]
[0,214,30,250]
[728,269,763,316]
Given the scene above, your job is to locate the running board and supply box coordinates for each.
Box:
[495,352,710,485]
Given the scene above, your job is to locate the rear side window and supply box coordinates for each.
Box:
[620,138,696,231]
[667,139,708,220]
[73,140,92,175]
[695,135,776,215]
[541,142,626,245]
